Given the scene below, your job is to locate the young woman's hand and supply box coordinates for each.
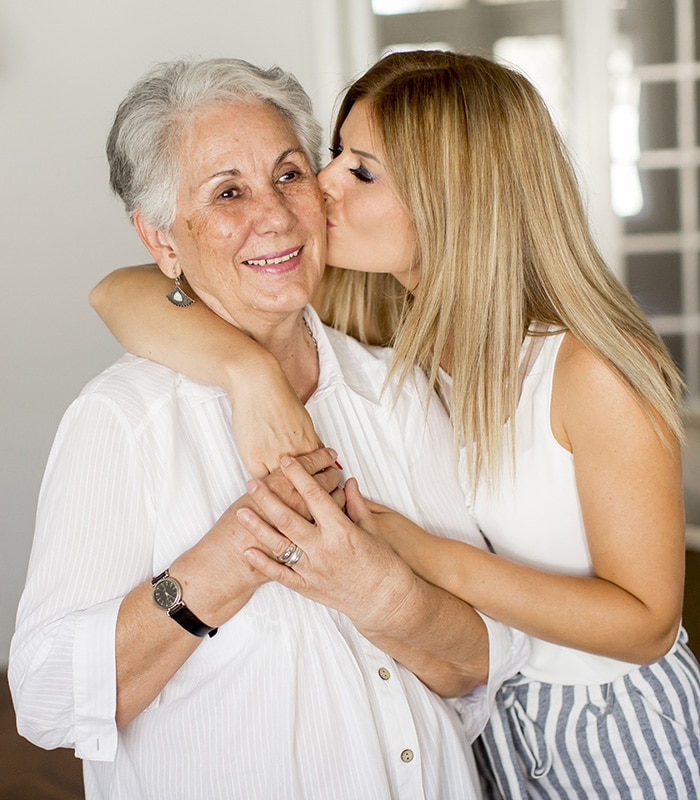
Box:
[231,357,323,477]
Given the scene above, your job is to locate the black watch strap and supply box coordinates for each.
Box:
[152,570,218,638]
[169,603,218,638]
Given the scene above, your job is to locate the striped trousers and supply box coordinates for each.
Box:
[473,632,700,799]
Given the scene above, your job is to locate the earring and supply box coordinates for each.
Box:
[166,272,195,307]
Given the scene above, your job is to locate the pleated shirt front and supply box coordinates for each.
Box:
[10,309,525,800]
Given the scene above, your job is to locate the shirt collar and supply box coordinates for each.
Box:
[178,305,351,408]
[180,305,389,409]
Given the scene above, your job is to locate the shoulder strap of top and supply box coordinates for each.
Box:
[517,322,551,400]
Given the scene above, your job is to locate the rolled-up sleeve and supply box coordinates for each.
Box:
[9,393,155,760]
[451,613,529,741]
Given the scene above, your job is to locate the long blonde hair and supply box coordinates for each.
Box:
[317,50,684,485]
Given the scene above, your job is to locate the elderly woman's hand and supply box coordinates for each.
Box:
[171,447,344,628]
[256,447,345,521]
[237,457,418,637]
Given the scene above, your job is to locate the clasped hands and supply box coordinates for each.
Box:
[237,451,419,636]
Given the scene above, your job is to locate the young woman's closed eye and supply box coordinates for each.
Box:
[319,101,415,286]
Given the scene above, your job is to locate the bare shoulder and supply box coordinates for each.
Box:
[551,332,653,452]
[554,332,613,383]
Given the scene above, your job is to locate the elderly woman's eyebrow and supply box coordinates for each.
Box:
[209,168,241,179]
[276,147,307,164]
[207,148,307,182]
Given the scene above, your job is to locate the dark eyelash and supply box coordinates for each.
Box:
[350,165,374,183]
[328,145,373,182]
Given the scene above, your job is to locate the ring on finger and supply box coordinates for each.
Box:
[277,542,303,567]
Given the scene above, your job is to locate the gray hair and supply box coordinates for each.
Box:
[106,58,323,231]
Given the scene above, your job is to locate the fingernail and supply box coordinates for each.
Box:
[281,456,293,467]
[334,461,343,470]
[246,479,259,493]
[329,448,338,459]
[237,508,253,523]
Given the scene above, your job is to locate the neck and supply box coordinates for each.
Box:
[251,313,320,403]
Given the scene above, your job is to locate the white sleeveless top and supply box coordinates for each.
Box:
[467,327,642,685]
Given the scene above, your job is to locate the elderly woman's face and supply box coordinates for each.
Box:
[164,99,326,328]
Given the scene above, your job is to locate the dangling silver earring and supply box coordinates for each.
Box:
[166,273,194,307]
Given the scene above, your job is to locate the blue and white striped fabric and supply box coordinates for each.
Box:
[473,631,700,798]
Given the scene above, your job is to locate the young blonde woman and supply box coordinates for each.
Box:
[91,51,700,797]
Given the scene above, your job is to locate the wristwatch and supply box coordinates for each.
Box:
[152,569,218,638]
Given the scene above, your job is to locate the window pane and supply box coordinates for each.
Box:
[695,81,700,146]
[623,169,680,234]
[662,333,685,374]
[372,0,465,13]
[627,252,682,315]
[493,35,566,134]
[618,0,676,66]
[610,37,642,216]
[639,82,677,150]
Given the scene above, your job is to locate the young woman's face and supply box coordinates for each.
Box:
[318,101,417,290]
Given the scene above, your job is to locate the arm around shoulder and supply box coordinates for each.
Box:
[90,266,324,475]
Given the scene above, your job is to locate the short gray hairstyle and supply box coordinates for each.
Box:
[107,58,323,231]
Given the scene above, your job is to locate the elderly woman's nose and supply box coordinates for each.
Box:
[254,186,295,232]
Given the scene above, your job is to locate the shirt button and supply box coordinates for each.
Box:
[378,667,391,680]
[401,749,414,763]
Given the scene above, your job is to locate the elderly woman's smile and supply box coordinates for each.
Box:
[160,100,326,332]
[242,245,304,273]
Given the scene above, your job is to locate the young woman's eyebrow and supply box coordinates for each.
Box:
[350,147,380,163]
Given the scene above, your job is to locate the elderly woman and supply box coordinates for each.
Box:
[9,59,524,799]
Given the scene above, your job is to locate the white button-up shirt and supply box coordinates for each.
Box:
[10,309,526,800]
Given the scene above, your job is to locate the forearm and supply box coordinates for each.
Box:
[114,486,283,728]
[358,574,489,697]
[90,265,275,391]
[115,580,201,729]
[116,452,342,725]
[90,266,322,475]
[115,557,256,729]
[406,535,680,663]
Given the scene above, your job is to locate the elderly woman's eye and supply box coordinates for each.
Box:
[219,186,241,199]
[278,169,302,184]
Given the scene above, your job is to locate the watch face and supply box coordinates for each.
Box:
[153,576,182,610]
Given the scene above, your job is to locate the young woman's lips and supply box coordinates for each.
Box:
[242,246,303,274]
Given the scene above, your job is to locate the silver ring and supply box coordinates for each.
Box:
[277,542,303,567]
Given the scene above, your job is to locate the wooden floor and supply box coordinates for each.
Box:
[2,550,700,800]
[0,674,83,799]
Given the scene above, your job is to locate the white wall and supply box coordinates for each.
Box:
[0,0,375,668]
